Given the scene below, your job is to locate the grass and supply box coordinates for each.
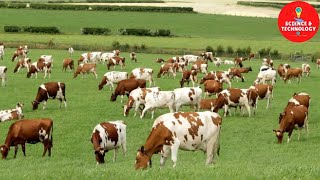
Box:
[0,48,319,178]
[1,8,320,54]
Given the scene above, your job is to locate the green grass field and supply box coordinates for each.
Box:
[0,48,319,179]
[1,8,320,54]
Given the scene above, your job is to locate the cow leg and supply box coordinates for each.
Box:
[22,143,26,156]
[113,148,118,162]
[43,101,47,110]
[140,106,150,119]
[44,70,47,79]
[42,144,48,157]
[120,95,124,103]
[160,145,171,167]
[93,71,98,79]
[287,130,293,143]
[121,141,127,157]
[170,140,180,168]
[151,110,155,119]
[266,96,270,109]
[244,103,251,117]
[223,105,228,117]
[14,145,18,158]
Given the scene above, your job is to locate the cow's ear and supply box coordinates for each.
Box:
[273,129,277,133]
[140,146,145,153]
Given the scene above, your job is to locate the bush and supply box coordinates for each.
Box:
[226,46,234,55]
[7,3,27,9]
[205,46,214,53]
[270,49,280,59]
[111,41,120,49]
[81,27,111,35]
[22,26,60,34]
[236,47,246,56]
[258,48,267,57]
[245,46,252,54]
[119,28,152,36]
[216,45,225,56]
[4,25,22,32]
[154,29,171,36]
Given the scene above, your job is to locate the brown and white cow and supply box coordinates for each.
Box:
[249,84,273,109]
[74,63,97,79]
[130,52,137,63]
[200,71,231,88]
[301,63,311,77]
[62,58,74,72]
[200,98,217,111]
[135,111,221,169]
[173,87,202,112]
[0,118,53,159]
[27,58,51,79]
[200,52,214,62]
[155,58,165,63]
[277,64,287,80]
[110,79,146,103]
[166,56,185,63]
[228,68,245,82]
[285,92,310,110]
[273,105,308,144]
[107,57,125,70]
[0,103,24,122]
[262,58,274,68]
[213,88,251,117]
[0,66,7,87]
[283,68,302,84]
[180,70,197,88]
[191,60,208,74]
[234,57,246,68]
[11,46,27,62]
[316,59,320,69]
[98,71,128,91]
[91,120,126,164]
[32,82,67,110]
[203,80,223,98]
[14,58,31,73]
[123,87,160,117]
[157,63,178,79]
[130,68,154,87]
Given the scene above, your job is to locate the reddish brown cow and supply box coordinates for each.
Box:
[0,118,53,159]
[32,82,67,110]
[110,79,146,103]
[228,68,244,82]
[277,64,286,79]
[11,47,26,62]
[180,70,197,88]
[200,98,217,111]
[107,57,125,70]
[74,63,97,79]
[62,58,74,72]
[285,92,310,110]
[157,63,178,79]
[234,57,245,68]
[273,105,308,144]
[249,84,273,109]
[283,68,302,83]
[203,80,222,97]
[27,58,51,79]
[200,71,231,88]
[13,58,31,73]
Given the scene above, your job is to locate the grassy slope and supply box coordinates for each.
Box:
[1,9,320,54]
[0,49,319,178]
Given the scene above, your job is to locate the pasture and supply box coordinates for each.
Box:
[0,48,319,179]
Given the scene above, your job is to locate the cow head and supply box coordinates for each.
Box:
[0,144,10,159]
[212,93,227,113]
[110,93,116,102]
[91,132,106,164]
[273,129,284,144]
[135,146,152,170]
[123,105,131,117]
[32,101,40,110]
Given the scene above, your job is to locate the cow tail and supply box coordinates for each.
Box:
[49,123,53,147]
[171,92,176,112]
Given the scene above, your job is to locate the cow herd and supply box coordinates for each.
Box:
[0,45,316,170]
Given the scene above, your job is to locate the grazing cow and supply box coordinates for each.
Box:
[191,60,208,74]
[253,68,276,85]
[27,58,52,79]
[98,71,128,91]
[0,118,53,159]
[180,70,197,88]
[140,91,175,119]
[40,55,54,66]
[203,80,223,97]
[74,63,97,79]
[200,98,217,111]
[228,68,245,82]
[100,52,116,64]
[68,47,74,56]
[183,55,200,65]
[110,79,146,103]
[173,87,202,112]
[167,56,185,64]
[135,111,221,169]
[155,58,165,63]
[316,59,320,69]
[0,103,24,122]
[130,52,137,63]
[277,64,288,80]
[213,88,251,117]
[273,105,308,144]
[123,87,160,117]
[213,57,222,67]
[262,58,274,68]
[283,68,302,84]
[223,60,234,65]
[78,52,102,64]
[32,82,67,110]
[200,71,232,88]
[234,57,245,68]
[249,84,273,109]
[130,68,154,87]
[11,46,27,61]
[301,63,311,77]
[91,121,126,164]
[62,58,74,72]
[113,50,120,56]
[286,92,310,110]
[14,58,31,73]
[0,66,7,87]
[200,52,214,62]
[157,63,178,79]
[107,57,125,70]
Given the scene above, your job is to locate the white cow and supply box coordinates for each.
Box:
[223,60,234,65]
[123,87,160,117]
[254,68,277,85]
[135,111,221,169]
[91,120,126,164]
[0,45,4,60]
[173,87,202,112]
[100,52,116,64]
[98,71,128,91]
[140,91,175,119]
[0,103,24,122]
[0,66,7,86]
[68,47,74,56]
[130,68,154,87]
[40,55,54,67]
[183,55,199,65]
